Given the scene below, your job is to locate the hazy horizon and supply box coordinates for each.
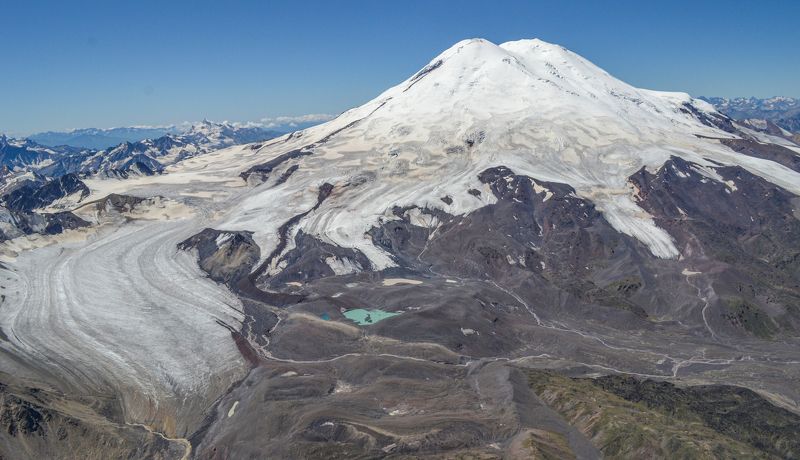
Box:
[2,0,798,135]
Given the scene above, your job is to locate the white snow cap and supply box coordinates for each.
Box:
[217,37,800,266]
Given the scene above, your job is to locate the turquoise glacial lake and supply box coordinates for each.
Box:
[343,309,401,325]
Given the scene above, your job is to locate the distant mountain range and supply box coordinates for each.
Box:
[28,126,182,150]
[1,120,284,177]
[701,96,800,134]
[40,120,285,178]
[26,115,334,150]
[0,135,89,171]
[0,119,288,242]
[0,120,285,231]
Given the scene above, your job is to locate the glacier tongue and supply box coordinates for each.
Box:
[0,217,248,432]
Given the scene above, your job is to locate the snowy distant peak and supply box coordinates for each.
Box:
[33,120,283,179]
[703,96,800,115]
[180,119,281,147]
[185,118,225,134]
[0,135,84,171]
[701,96,800,134]
[183,119,237,141]
[28,126,180,150]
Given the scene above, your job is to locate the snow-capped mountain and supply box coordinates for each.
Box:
[0,134,91,170]
[26,116,335,150]
[180,119,283,147]
[2,38,800,459]
[181,40,800,457]
[701,96,800,119]
[28,126,182,150]
[39,120,282,178]
[702,96,800,134]
[0,120,284,241]
[216,38,798,264]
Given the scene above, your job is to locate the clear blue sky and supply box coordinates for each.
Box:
[2,0,798,135]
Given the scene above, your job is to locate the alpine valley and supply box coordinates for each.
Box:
[2,38,800,459]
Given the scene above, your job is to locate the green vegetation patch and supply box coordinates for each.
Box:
[527,370,773,459]
[603,276,643,297]
[567,277,647,318]
[722,297,778,339]
[591,375,800,460]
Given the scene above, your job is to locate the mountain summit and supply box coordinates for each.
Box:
[224,38,800,264]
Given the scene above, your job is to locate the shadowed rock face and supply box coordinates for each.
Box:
[630,156,800,336]
[259,231,373,290]
[178,228,260,285]
[2,174,89,212]
[0,173,91,241]
[17,211,89,236]
[680,102,739,133]
[0,137,51,169]
[369,166,651,320]
[720,138,800,172]
[0,208,89,242]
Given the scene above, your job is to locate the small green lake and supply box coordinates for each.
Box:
[343,309,401,326]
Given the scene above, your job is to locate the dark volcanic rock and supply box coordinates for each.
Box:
[370,166,653,321]
[631,156,800,279]
[239,148,312,184]
[720,138,800,173]
[630,156,800,335]
[0,377,186,459]
[251,182,335,282]
[260,231,373,289]
[680,102,739,134]
[1,395,44,436]
[2,174,89,212]
[84,193,148,213]
[178,228,261,285]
